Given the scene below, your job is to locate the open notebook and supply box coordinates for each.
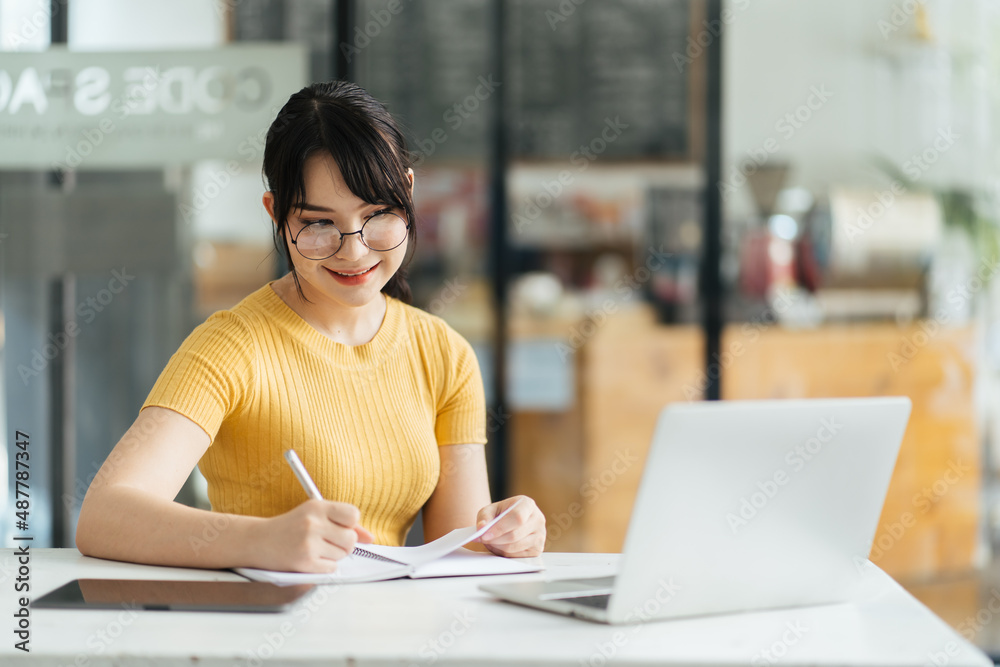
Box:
[233,503,544,585]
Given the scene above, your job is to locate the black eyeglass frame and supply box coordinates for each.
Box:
[289,211,411,261]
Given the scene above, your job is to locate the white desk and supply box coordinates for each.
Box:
[0,548,991,666]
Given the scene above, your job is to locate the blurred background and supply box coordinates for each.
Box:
[3,0,1000,655]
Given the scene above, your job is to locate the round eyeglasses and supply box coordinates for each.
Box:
[291,211,410,260]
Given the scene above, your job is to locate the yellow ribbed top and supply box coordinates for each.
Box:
[140,280,487,546]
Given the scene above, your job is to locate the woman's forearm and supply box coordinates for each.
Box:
[75,484,266,570]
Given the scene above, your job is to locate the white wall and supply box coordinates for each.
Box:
[0,0,50,50]
[66,0,271,243]
[188,160,274,243]
[723,0,998,220]
[69,0,225,50]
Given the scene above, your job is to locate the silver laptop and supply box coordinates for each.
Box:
[480,397,911,624]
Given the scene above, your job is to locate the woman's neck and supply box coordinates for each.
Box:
[271,273,387,346]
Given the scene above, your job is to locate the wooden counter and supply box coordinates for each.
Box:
[510,308,981,581]
[721,322,981,580]
[510,305,705,552]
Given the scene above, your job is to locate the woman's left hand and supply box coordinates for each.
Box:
[474,495,546,557]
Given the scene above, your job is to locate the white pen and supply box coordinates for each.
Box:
[284,449,374,548]
[284,449,324,500]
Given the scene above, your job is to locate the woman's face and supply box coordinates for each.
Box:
[267,152,412,311]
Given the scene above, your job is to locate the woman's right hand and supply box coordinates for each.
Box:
[250,499,374,573]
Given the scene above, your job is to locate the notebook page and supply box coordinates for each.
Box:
[233,499,525,584]
[409,548,545,578]
[358,527,480,566]
[234,554,412,585]
[360,498,525,566]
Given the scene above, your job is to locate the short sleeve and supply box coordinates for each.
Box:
[434,327,488,447]
[140,310,257,441]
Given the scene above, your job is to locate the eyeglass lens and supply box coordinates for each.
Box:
[295,212,408,259]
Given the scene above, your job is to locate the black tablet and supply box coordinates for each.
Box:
[30,579,316,613]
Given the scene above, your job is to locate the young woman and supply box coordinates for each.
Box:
[75,80,545,573]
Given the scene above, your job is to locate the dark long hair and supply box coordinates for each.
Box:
[263,80,415,304]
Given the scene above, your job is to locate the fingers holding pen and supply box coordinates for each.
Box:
[318,499,374,554]
[279,450,372,570]
[332,503,375,545]
[256,499,372,573]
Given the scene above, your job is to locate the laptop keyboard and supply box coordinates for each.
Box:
[563,594,611,610]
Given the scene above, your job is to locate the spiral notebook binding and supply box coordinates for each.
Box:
[352,547,408,567]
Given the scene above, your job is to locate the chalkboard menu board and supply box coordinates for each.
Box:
[354,0,693,162]
[354,0,492,162]
[508,0,691,159]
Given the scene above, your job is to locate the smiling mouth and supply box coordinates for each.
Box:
[328,264,378,277]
